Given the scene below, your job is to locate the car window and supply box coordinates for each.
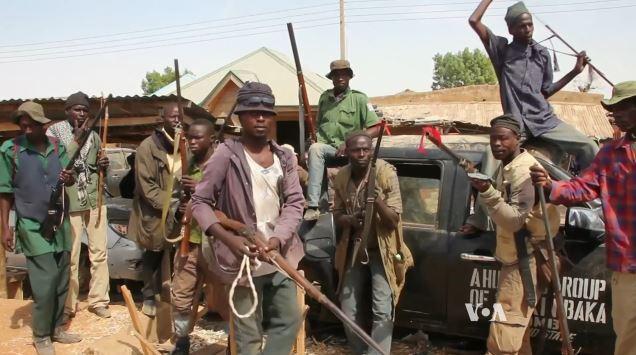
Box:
[107,150,127,170]
[395,163,441,227]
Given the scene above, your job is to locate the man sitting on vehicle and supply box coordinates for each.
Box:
[469,114,559,354]
[333,132,413,355]
[304,60,382,220]
[469,0,598,170]
[530,81,636,355]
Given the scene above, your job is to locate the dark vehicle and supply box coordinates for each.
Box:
[300,135,612,354]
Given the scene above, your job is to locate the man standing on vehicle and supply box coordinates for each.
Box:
[128,102,185,317]
[530,81,636,355]
[0,102,82,354]
[171,118,224,354]
[469,1,598,169]
[191,82,305,355]
[470,115,559,354]
[333,132,413,355]
[304,60,382,220]
[46,92,111,321]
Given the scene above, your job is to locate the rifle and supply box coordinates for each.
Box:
[174,58,192,256]
[213,210,387,355]
[424,128,477,173]
[41,95,112,240]
[287,22,317,158]
[535,183,575,355]
[94,97,109,228]
[335,122,387,297]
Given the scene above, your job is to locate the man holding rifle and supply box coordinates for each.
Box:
[333,132,412,355]
[191,82,305,355]
[0,102,82,354]
[170,118,222,354]
[470,115,560,354]
[469,0,598,170]
[46,92,111,321]
[304,60,381,220]
[128,102,186,317]
[530,81,636,355]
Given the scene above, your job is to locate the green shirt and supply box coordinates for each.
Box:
[188,159,204,244]
[46,123,102,213]
[316,88,380,148]
[0,136,72,257]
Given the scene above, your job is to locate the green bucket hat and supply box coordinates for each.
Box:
[11,101,51,125]
[505,1,530,26]
[326,59,354,79]
[601,81,636,109]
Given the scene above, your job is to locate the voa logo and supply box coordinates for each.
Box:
[465,303,507,322]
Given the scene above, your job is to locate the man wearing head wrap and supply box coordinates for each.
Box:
[531,81,636,355]
[469,114,560,354]
[46,92,112,321]
[332,131,413,355]
[191,82,305,354]
[469,1,599,171]
[1,102,82,354]
[304,60,382,221]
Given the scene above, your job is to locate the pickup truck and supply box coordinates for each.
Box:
[299,135,612,354]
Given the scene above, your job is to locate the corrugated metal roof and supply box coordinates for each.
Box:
[373,85,614,139]
[158,47,332,106]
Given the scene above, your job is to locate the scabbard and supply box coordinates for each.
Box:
[514,228,536,306]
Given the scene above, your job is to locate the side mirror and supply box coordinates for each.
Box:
[565,206,605,243]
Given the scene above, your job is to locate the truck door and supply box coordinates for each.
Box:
[391,160,452,330]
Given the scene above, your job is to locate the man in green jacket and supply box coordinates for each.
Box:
[47,92,111,321]
[304,60,382,220]
[0,102,82,355]
[128,102,185,316]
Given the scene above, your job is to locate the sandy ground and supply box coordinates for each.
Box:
[0,298,431,355]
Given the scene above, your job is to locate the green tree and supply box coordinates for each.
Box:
[431,48,497,90]
[141,66,192,94]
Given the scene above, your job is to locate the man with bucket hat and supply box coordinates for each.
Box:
[46,92,111,321]
[0,102,82,354]
[531,81,636,355]
[304,60,382,220]
[469,1,599,170]
[192,81,305,354]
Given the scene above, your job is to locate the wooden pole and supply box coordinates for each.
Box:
[339,0,346,60]
[120,285,155,355]
[0,241,6,299]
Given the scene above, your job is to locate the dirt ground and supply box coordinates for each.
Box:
[0,298,440,355]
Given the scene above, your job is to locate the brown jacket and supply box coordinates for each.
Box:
[333,159,414,307]
[128,130,182,251]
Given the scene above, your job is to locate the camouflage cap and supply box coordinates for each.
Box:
[11,101,51,125]
[601,81,636,109]
[326,59,354,79]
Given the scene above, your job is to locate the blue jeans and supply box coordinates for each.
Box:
[340,251,394,355]
[307,143,337,208]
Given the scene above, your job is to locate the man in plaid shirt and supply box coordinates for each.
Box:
[530,81,636,355]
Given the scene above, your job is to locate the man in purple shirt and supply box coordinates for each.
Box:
[530,81,636,355]
[191,82,305,355]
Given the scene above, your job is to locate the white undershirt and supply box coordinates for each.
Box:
[244,150,283,275]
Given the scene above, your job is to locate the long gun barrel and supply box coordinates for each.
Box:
[174,58,193,256]
[536,184,575,355]
[213,210,387,355]
[41,95,112,240]
[424,130,476,173]
[287,23,317,150]
[95,98,109,227]
[347,121,386,270]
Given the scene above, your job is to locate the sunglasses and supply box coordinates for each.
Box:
[240,95,275,107]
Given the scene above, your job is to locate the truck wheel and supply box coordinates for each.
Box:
[78,246,91,294]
